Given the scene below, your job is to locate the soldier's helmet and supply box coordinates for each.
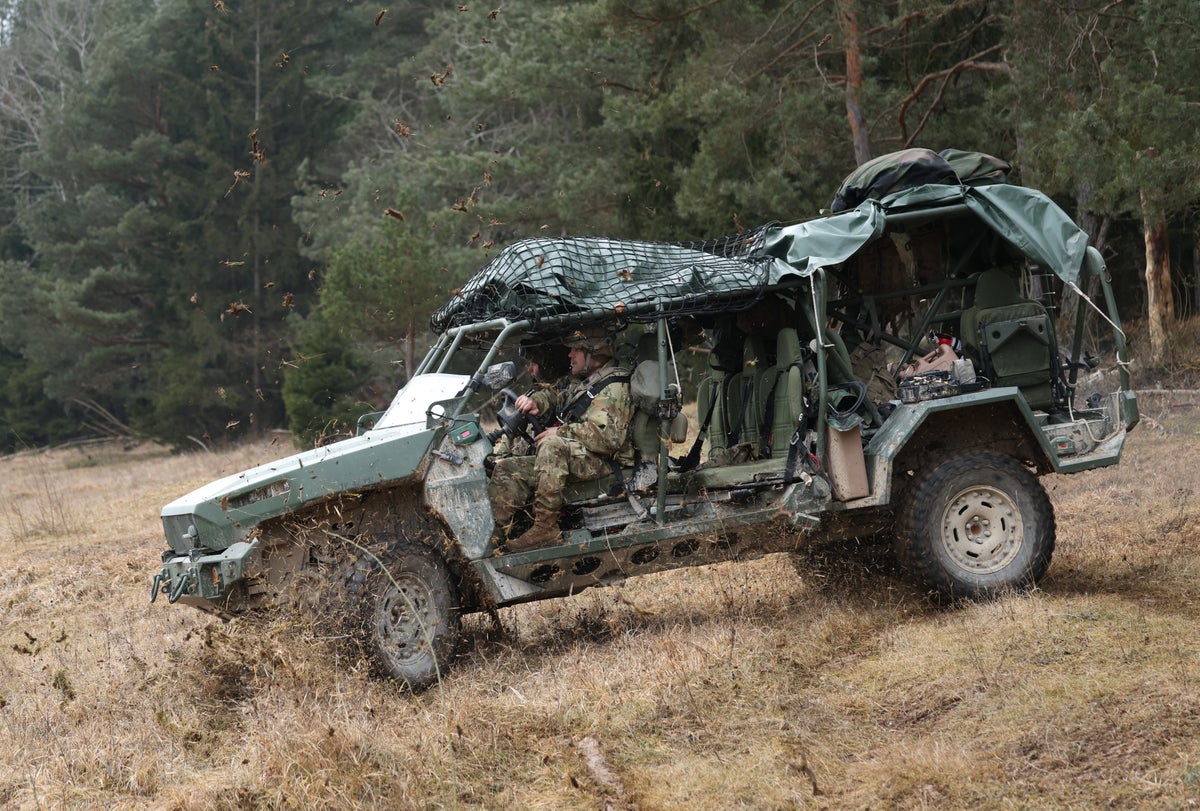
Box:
[562,326,615,359]
[520,340,571,379]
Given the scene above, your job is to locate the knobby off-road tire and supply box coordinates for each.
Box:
[358,540,461,691]
[895,452,1055,601]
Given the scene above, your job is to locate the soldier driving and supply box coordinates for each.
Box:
[489,340,571,460]
[488,327,633,552]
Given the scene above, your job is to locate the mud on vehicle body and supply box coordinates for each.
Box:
[154,160,1137,690]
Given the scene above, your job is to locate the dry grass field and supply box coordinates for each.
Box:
[2,392,1199,809]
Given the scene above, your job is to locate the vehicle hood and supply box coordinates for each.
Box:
[160,373,468,552]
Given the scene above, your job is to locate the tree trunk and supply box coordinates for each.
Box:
[1140,188,1174,363]
[405,319,417,384]
[1059,187,1110,330]
[839,0,871,166]
[251,10,264,403]
[1193,221,1200,319]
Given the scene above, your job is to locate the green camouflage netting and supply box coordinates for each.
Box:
[430,180,1088,334]
[430,228,778,333]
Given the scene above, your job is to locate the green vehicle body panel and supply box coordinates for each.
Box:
[469,473,825,605]
[160,373,476,556]
[160,427,440,554]
[859,388,1132,506]
[422,431,495,561]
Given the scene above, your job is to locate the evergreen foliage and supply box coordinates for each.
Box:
[0,0,1196,451]
[0,343,76,452]
[1008,0,1200,215]
[281,311,371,448]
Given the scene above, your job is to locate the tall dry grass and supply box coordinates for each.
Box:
[2,398,1199,809]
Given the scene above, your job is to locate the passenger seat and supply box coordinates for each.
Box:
[959,268,1059,410]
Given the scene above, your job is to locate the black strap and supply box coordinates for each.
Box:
[782,380,815,485]
[758,359,809,458]
[784,431,829,489]
[609,456,650,519]
[760,371,781,458]
[558,373,631,424]
[679,380,720,471]
[726,376,754,446]
[783,428,804,485]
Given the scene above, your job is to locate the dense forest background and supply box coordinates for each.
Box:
[1,0,1198,453]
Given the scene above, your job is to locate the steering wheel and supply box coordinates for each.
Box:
[496,388,545,450]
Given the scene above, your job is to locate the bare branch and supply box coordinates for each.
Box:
[896,44,1007,146]
[731,0,827,80]
[68,397,136,439]
[628,0,730,24]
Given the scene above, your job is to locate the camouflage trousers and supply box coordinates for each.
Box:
[488,435,611,524]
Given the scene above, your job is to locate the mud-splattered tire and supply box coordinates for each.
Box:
[359,541,460,691]
[895,452,1055,600]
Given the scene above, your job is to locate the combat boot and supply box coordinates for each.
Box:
[505,507,562,553]
[490,500,518,547]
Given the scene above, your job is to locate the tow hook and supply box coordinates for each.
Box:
[168,572,193,603]
[150,570,194,604]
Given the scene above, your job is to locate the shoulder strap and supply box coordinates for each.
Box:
[559,373,630,424]
[678,381,719,472]
[759,359,809,458]
[726,376,754,447]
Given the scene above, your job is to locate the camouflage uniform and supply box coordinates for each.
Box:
[488,360,633,524]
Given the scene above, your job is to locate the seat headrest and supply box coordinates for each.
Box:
[973,269,1021,309]
[776,327,803,360]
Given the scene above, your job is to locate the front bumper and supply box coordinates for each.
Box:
[151,539,260,609]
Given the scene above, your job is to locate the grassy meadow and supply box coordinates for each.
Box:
[2,392,1199,809]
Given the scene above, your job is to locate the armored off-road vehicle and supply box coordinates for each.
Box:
[153,151,1138,690]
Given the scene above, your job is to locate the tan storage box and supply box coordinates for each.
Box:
[826,424,870,501]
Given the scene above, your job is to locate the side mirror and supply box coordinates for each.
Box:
[478,361,516,390]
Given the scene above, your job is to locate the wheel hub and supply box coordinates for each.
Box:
[940,485,1023,575]
[375,573,436,664]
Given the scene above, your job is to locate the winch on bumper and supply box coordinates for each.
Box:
[151,539,260,609]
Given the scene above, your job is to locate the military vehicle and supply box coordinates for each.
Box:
[153,150,1138,690]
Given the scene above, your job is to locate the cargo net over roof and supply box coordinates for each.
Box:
[430,225,777,334]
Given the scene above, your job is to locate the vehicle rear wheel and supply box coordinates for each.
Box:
[895,452,1055,600]
[359,541,461,691]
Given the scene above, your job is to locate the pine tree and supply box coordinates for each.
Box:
[1009,0,1200,362]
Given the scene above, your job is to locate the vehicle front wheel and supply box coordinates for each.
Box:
[359,541,461,691]
[895,452,1055,601]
